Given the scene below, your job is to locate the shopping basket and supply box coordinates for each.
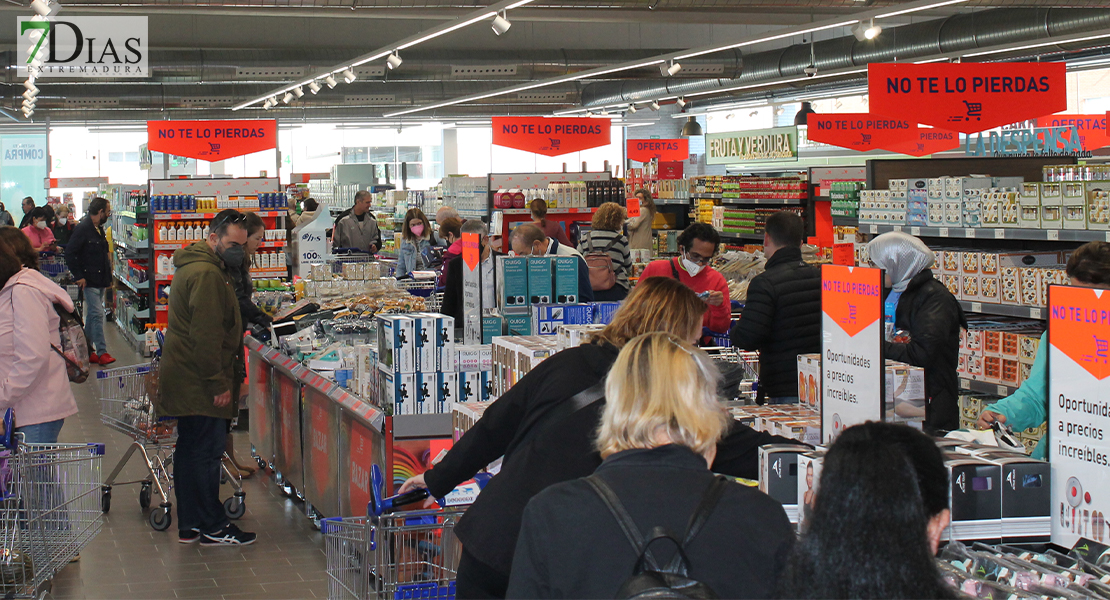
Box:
[98,356,247,531]
[0,408,105,599]
[322,465,463,600]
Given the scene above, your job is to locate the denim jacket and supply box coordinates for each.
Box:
[398,237,432,277]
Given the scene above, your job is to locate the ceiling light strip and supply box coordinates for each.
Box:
[231,0,538,111]
[384,0,971,118]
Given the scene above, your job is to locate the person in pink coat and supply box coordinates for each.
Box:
[21,207,56,253]
[0,237,79,443]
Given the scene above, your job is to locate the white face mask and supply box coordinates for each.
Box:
[57,217,67,225]
[682,253,704,277]
[34,221,46,230]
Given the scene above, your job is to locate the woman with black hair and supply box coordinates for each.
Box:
[779,421,954,599]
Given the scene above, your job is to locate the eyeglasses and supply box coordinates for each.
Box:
[211,211,247,231]
[684,250,713,265]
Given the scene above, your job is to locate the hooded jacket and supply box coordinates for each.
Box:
[730,246,821,400]
[885,269,966,433]
[0,268,79,427]
[158,242,243,419]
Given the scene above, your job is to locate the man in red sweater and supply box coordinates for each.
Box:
[639,222,732,333]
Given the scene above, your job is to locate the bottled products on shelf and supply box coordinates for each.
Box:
[692,174,808,200]
[828,181,864,217]
[150,193,288,213]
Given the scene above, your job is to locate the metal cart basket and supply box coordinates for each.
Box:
[322,508,463,600]
[97,361,246,531]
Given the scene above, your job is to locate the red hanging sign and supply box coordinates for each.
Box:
[147,120,277,162]
[868,63,1066,134]
[627,198,641,218]
[806,113,960,156]
[462,232,480,272]
[832,243,856,266]
[626,138,690,162]
[492,117,610,157]
[1034,114,1110,151]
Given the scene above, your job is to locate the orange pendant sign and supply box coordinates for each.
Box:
[868,63,1066,134]
[147,119,278,162]
[492,117,611,157]
[626,138,689,162]
[807,113,959,156]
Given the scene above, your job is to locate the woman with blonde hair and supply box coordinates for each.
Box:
[399,277,794,599]
[509,333,794,599]
[578,201,632,301]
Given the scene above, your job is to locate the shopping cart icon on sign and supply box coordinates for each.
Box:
[861,133,872,144]
[1082,335,1109,365]
[841,303,858,325]
[208,142,221,154]
[963,100,982,121]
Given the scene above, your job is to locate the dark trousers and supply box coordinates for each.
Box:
[175,415,229,534]
[457,548,509,599]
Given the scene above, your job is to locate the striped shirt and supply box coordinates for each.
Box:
[578,229,632,290]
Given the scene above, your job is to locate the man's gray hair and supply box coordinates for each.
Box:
[510,223,546,247]
[461,219,489,236]
[437,206,460,221]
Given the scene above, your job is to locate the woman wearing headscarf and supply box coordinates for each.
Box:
[867,232,965,434]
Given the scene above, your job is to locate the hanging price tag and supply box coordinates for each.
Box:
[627,198,641,218]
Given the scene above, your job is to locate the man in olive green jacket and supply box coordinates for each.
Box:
[158,210,256,546]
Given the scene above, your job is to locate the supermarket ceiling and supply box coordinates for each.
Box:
[3,1,1110,123]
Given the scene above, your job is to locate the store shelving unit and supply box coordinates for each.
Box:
[854,221,1110,243]
[487,171,614,241]
[957,300,1046,320]
[691,193,804,206]
[961,377,1019,398]
[103,183,153,356]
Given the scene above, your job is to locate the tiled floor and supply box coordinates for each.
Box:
[51,326,329,599]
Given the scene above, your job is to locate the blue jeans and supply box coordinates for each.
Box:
[767,396,800,405]
[16,419,64,444]
[84,287,107,354]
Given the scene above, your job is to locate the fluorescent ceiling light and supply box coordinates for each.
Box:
[232,0,537,111]
[386,0,971,118]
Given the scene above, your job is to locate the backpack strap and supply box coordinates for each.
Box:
[662,476,728,572]
[588,233,597,254]
[586,475,660,571]
[603,235,619,254]
[504,382,605,461]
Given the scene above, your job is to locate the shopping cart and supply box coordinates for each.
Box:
[322,465,464,600]
[97,359,247,531]
[0,408,105,599]
[394,278,437,299]
[38,252,83,314]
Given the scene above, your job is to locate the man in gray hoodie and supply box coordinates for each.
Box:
[333,190,381,253]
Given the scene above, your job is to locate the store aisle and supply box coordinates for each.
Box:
[50,326,329,600]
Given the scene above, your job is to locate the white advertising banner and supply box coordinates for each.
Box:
[821,264,885,444]
[18,16,148,78]
[462,232,482,346]
[1048,285,1110,548]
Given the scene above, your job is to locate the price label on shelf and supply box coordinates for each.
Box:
[938,227,949,237]
[869,225,879,234]
[1047,230,1059,241]
[1105,232,1110,242]
[997,385,1008,396]
[893,225,903,232]
[960,378,971,389]
[965,228,977,238]
[910,227,921,236]
[994,229,1006,239]
[1030,307,1043,319]
[971,302,983,313]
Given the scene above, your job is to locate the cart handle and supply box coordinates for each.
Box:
[369,464,439,517]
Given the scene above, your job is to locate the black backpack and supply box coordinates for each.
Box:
[586,475,727,599]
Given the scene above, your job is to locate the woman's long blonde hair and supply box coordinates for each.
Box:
[592,277,706,349]
[597,332,728,458]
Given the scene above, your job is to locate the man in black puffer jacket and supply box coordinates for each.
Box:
[730,211,821,404]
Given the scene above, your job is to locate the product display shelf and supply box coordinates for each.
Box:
[721,233,766,242]
[957,300,1046,320]
[499,207,597,216]
[250,268,288,279]
[960,377,1019,398]
[114,271,147,295]
[152,239,286,251]
[114,237,149,251]
[155,305,168,313]
[859,222,1110,243]
[153,209,289,221]
[693,193,804,206]
[113,314,146,352]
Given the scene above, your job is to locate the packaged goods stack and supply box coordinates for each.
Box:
[491,254,620,339]
[442,176,489,219]
[828,180,864,218]
[957,317,1044,402]
[377,313,467,416]
[933,249,1069,310]
[625,167,684,205]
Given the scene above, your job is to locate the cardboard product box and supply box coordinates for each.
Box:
[1088,188,1110,231]
[1040,182,1062,205]
[979,251,999,276]
[1000,267,1020,306]
[927,177,946,198]
[998,249,1065,268]
[1000,331,1020,358]
[456,345,484,372]
[999,192,1021,228]
[1020,182,1041,205]
[553,256,580,303]
[1041,204,1063,229]
[412,314,439,372]
[945,201,965,227]
[964,328,984,353]
[927,198,946,227]
[960,393,984,422]
[796,452,824,533]
[976,452,1051,543]
[1019,204,1040,229]
[942,274,961,297]
[1018,332,1042,364]
[957,351,968,375]
[992,176,1024,190]
[947,176,992,198]
[436,371,459,414]
[942,250,962,274]
[499,256,529,308]
[1001,358,1020,386]
[980,193,1001,227]
[527,257,553,305]
[1064,181,1087,201]
[531,304,595,336]
[797,353,822,413]
[759,444,810,522]
[983,355,1002,384]
[459,370,482,404]
[437,314,456,371]
[481,315,504,345]
[980,275,1001,304]
[961,252,980,275]
[380,371,416,415]
[982,330,1001,358]
[414,372,436,414]
[961,273,980,302]
[504,309,532,336]
[592,302,622,325]
[942,454,1003,543]
[480,370,494,402]
[962,196,983,228]
[377,314,416,374]
[966,353,984,378]
[556,323,606,351]
[885,360,926,429]
[1064,202,1087,230]
[1019,268,1040,306]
